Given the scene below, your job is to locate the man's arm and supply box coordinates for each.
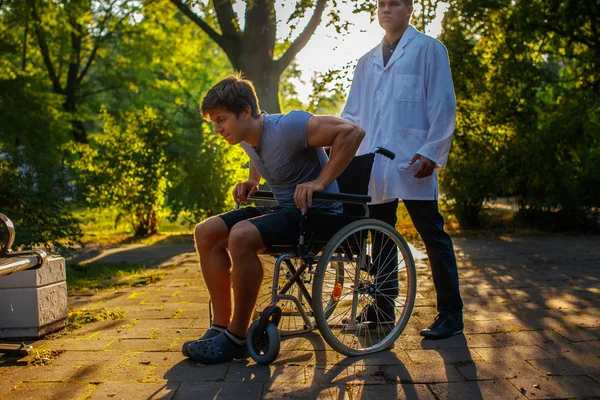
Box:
[294,116,364,212]
[412,40,457,178]
[232,161,261,204]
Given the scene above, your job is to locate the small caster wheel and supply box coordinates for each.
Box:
[247,319,280,365]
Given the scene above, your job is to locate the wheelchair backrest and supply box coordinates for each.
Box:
[335,153,375,215]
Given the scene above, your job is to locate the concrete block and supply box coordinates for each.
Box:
[0,256,66,288]
[0,257,68,339]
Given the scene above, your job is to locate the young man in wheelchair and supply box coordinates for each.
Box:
[183,74,365,364]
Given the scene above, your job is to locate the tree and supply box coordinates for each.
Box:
[439,0,600,229]
[4,0,145,143]
[169,0,445,113]
[70,107,173,236]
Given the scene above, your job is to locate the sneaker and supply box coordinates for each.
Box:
[419,313,464,340]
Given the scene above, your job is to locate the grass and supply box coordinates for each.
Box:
[394,202,556,244]
[27,349,64,366]
[74,207,194,246]
[67,308,126,329]
[66,262,165,295]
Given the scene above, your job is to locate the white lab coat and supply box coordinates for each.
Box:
[341,25,456,203]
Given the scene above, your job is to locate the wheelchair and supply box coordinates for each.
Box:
[215,147,417,365]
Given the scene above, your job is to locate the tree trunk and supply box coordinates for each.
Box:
[238,0,280,113]
[241,61,281,114]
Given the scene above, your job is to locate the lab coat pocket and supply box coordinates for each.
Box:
[395,75,422,102]
[395,127,428,170]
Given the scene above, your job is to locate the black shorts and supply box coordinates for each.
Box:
[218,206,302,247]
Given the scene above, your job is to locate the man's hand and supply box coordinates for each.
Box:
[294,180,325,213]
[409,154,436,178]
[232,180,259,204]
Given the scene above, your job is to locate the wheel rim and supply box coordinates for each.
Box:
[314,220,416,355]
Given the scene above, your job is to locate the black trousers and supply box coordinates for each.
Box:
[368,200,463,316]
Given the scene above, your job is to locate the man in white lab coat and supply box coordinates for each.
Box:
[341,0,464,339]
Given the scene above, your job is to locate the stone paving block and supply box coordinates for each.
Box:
[68,363,150,383]
[125,310,178,319]
[406,348,484,364]
[174,381,264,400]
[435,334,503,349]
[528,356,600,376]
[455,359,544,380]
[106,339,175,352]
[171,310,207,319]
[226,363,307,383]
[1,365,80,383]
[463,306,516,322]
[64,319,133,337]
[342,349,413,366]
[542,340,600,357]
[382,363,465,383]
[272,349,343,366]
[395,334,439,349]
[429,380,527,400]
[472,345,554,361]
[591,374,600,384]
[146,363,228,383]
[88,382,177,400]
[122,351,187,366]
[51,351,126,366]
[152,328,204,340]
[1,382,95,400]
[509,317,576,331]
[0,383,17,397]
[263,383,349,399]
[564,315,600,328]
[555,327,600,342]
[94,326,156,339]
[493,330,569,347]
[308,365,388,385]
[348,383,434,400]
[39,338,114,351]
[133,319,195,330]
[509,375,600,399]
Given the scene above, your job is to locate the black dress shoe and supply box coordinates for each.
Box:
[420,313,464,340]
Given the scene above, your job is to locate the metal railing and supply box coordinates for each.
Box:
[0,213,47,277]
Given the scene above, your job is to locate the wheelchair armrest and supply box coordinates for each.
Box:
[252,191,371,205]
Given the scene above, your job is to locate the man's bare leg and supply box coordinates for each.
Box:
[227,221,266,338]
[194,217,233,328]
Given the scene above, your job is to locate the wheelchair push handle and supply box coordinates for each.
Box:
[372,147,395,160]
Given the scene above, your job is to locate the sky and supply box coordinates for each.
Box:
[231,1,449,103]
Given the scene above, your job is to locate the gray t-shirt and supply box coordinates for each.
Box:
[240,110,342,213]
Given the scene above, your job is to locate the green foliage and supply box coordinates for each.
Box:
[439,0,600,230]
[0,157,82,249]
[67,308,126,329]
[70,107,172,236]
[0,72,81,250]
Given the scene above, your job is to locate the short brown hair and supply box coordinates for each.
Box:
[201,73,261,119]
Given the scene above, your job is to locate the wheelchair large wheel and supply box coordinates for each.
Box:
[312,219,417,356]
[254,256,316,335]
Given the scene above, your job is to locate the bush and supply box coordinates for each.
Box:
[70,107,173,236]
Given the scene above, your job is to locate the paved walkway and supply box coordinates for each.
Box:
[1,236,599,399]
